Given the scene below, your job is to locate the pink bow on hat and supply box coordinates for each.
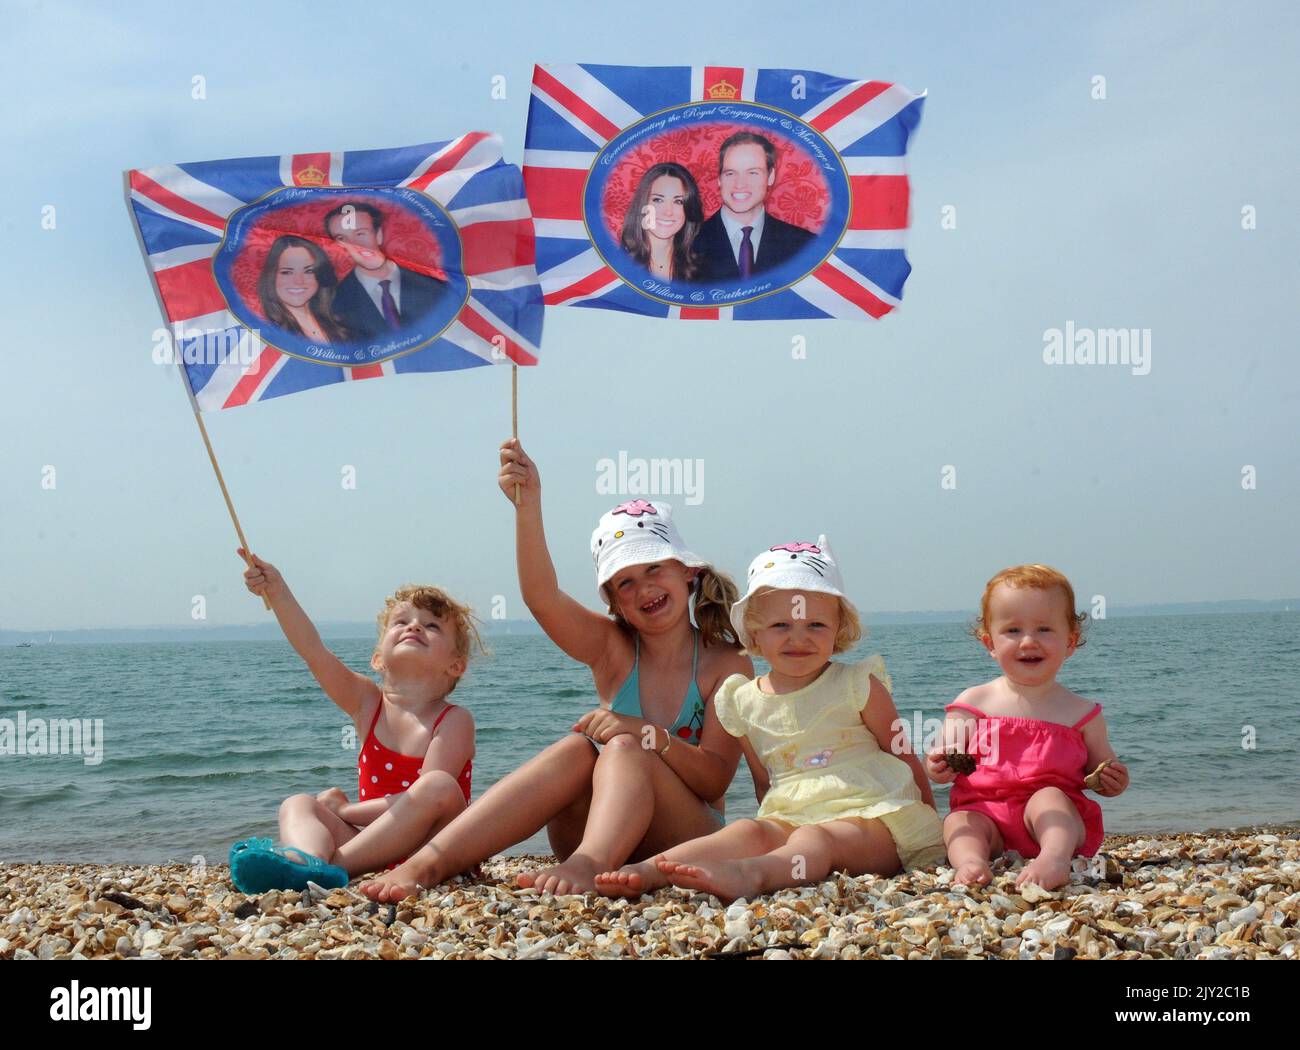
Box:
[770,542,822,554]
[612,499,657,517]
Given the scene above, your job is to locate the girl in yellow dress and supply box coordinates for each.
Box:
[596,536,945,903]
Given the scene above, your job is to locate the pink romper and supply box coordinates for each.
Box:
[944,701,1105,858]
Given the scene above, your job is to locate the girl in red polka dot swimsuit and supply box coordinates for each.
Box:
[357,700,472,870]
[236,551,482,886]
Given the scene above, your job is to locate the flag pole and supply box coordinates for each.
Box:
[122,170,270,611]
[512,363,520,506]
[190,405,272,612]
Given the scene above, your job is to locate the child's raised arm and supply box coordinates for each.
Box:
[497,438,620,669]
[861,673,936,808]
[239,548,377,721]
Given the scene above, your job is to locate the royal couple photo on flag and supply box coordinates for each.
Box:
[212,181,471,367]
[613,128,816,286]
[234,194,458,353]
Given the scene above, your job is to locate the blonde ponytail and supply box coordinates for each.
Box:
[600,562,742,650]
[692,566,740,648]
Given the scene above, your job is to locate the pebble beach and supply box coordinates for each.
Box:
[2,826,1297,960]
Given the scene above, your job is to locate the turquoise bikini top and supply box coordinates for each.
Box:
[610,629,707,746]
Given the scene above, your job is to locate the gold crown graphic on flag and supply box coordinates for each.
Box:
[296,165,328,187]
[707,79,739,100]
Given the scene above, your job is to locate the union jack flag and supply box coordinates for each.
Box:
[524,64,924,321]
[126,133,543,411]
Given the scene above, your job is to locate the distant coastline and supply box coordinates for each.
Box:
[3,600,1295,645]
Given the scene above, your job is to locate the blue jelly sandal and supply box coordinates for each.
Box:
[228,837,350,894]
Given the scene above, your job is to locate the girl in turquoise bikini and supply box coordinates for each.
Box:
[358,439,752,900]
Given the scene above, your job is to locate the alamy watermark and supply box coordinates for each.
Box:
[1043,321,1151,376]
[891,713,1001,765]
[596,451,704,506]
[50,981,150,1029]
[153,327,261,367]
[0,711,104,765]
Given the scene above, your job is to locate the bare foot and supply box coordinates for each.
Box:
[594,858,666,899]
[953,859,993,887]
[356,858,435,902]
[657,858,762,903]
[1015,854,1071,891]
[516,854,602,896]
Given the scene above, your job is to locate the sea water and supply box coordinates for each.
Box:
[0,613,1296,864]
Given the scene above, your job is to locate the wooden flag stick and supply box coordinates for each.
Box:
[121,173,270,611]
[512,364,520,506]
[190,406,272,612]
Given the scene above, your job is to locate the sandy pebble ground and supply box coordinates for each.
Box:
[2,827,1297,959]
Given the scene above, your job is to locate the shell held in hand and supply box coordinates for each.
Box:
[1084,760,1112,792]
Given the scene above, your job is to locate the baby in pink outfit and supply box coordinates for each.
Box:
[927,565,1129,891]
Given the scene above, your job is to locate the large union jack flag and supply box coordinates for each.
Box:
[127,133,543,411]
[524,64,924,321]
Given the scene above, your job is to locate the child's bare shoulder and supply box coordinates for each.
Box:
[1057,684,1100,722]
[949,681,997,713]
[441,702,475,730]
[701,642,754,693]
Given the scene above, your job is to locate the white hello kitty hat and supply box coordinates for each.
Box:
[591,500,708,592]
[729,535,857,649]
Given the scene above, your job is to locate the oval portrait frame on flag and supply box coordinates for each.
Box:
[212,186,469,367]
[582,101,851,309]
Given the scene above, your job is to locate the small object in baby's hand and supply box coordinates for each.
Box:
[944,750,977,776]
[1083,760,1112,792]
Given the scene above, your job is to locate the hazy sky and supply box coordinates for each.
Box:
[2,1,1296,631]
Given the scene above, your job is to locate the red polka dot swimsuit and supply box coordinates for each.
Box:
[357,701,471,869]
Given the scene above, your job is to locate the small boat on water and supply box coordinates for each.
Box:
[15,642,33,647]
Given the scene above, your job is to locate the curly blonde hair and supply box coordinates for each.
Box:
[374,585,487,693]
[740,587,863,656]
[601,563,741,648]
[969,564,1088,648]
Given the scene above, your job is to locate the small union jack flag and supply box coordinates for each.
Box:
[523,64,924,322]
[126,133,543,411]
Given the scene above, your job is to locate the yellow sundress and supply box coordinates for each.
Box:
[714,657,945,870]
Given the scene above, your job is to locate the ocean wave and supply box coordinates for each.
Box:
[122,765,338,787]
[3,782,84,807]
[99,747,313,771]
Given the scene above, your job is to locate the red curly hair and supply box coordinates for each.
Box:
[970,564,1088,648]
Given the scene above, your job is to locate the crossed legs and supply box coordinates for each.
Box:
[278,771,466,877]
[357,731,719,900]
